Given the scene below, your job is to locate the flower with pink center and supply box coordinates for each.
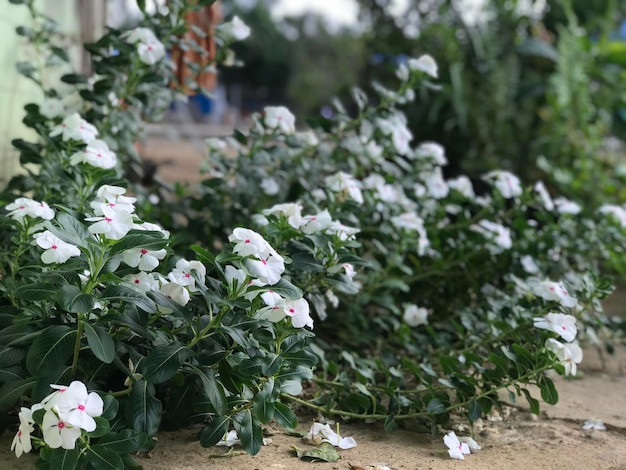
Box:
[484,170,522,199]
[123,247,167,272]
[300,210,332,234]
[41,410,82,449]
[545,338,583,376]
[70,139,117,169]
[33,231,81,264]
[137,40,166,65]
[262,203,303,229]
[444,431,470,460]
[533,313,577,342]
[282,298,314,329]
[123,271,159,294]
[532,280,578,308]
[263,106,296,134]
[229,228,272,258]
[86,204,134,240]
[11,407,37,458]
[46,382,104,433]
[6,197,55,221]
[49,113,98,143]
[246,253,285,286]
[391,125,413,155]
[158,281,191,313]
[168,259,206,293]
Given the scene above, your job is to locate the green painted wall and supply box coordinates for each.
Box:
[0,0,81,186]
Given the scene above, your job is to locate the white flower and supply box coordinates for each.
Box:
[298,130,319,147]
[545,338,583,376]
[229,228,272,258]
[137,40,166,65]
[40,98,65,119]
[124,27,159,44]
[41,410,82,449]
[224,265,248,294]
[219,16,251,41]
[159,281,191,311]
[554,197,581,215]
[420,168,449,199]
[168,259,206,293]
[533,313,577,342]
[396,63,410,81]
[6,198,55,221]
[123,271,159,294]
[583,419,606,431]
[34,231,81,264]
[325,172,363,204]
[216,429,241,447]
[534,181,554,211]
[532,280,578,308]
[444,431,470,460]
[263,106,296,134]
[70,140,117,169]
[246,254,285,285]
[459,436,481,453]
[306,423,357,449]
[326,221,360,241]
[260,177,280,195]
[520,255,540,274]
[263,203,303,229]
[391,125,413,155]
[50,381,104,433]
[206,137,227,152]
[447,176,475,198]
[86,205,135,240]
[95,185,136,207]
[11,407,35,458]
[133,221,170,238]
[283,298,314,329]
[471,220,512,253]
[599,204,626,228]
[415,142,447,165]
[484,170,522,199]
[408,54,438,78]
[300,210,332,234]
[123,247,167,272]
[50,113,98,143]
[403,305,428,326]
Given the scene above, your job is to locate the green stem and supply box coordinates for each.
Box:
[71,313,85,373]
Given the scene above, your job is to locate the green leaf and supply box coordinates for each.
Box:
[233,410,264,455]
[16,61,36,77]
[14,283,58,301]
[521,388,540,415]
[384,415,398,432]
[427,398,447,415]
[0,347,26,367]
[136,0,146,11]
[253,378,275,423]
[108,232,168,256]
[467,400,482,421]
[98,430,148,453]
[101,394,119,421]
[268,278,303,300]
[87,417,110,438]
[199,415,230,447]
[293,442,340,462]
[261,353,283,376]
[25,326,76,375]
[273,402,297,429]
[47,212,91,247]
[57,284,95,314]
[517,37,559,62]
[49,448,80,470]
[83,323,115,364]
[101,285,157,313]
[60,73,88,84]
[0,378,35,409]
[190,365,227,415]
[125,380,162,436]
[539,376,559,405]
[50,46,70,62]
[142,345,190,384]
[0,323,34,345]
[86,444,123,470]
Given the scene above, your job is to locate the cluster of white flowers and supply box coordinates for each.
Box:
[217,15,251,42]
[11,381,103,457]
[263,106,296,135]
[123,27,166,65]
[532,281,583,375]
[402,304,428,327]
[5,197,55,222]
[50,113,98,143]
[70,139,117,169]
[470,219,513,254]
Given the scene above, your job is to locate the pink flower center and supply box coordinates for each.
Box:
[261,259,267,265]
[134,279,140,284]
[78,404,85,411]
[51,244,58,250]
[105,217,113,222]
[289,308,295,314]
[58,421,65,429]
[245,239,251,244]
[17,430,22,437]
[141,249,148,254]
[184,273,191,278]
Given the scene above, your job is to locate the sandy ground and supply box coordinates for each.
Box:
[2,137,626,469]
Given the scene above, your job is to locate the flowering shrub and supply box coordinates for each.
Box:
[1,0,626,467]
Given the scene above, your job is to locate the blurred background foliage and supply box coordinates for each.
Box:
[218,0,626,206]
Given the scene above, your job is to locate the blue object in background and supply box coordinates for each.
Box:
[190,94,213,116]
